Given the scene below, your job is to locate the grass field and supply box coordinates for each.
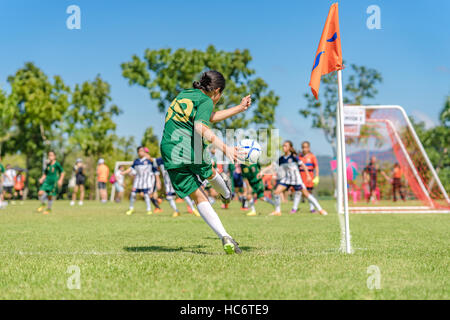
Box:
[0,199,448,300]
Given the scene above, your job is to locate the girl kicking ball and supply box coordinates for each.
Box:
[37,151,65,215]
[160,70,251,255]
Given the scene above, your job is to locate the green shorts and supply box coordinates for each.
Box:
[40,182,58,196]
[249,179,265,199]
[167,163,213,198]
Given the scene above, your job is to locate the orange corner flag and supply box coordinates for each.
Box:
[309,3,343,99]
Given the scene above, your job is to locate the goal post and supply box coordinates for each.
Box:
[343,105,450,214]
[109,161,132,202]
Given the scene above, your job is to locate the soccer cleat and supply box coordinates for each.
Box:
[246,209,257,216]
[37,205,45,213]
[221,203,229,209]
[43,209,51,215]
[187,205,193,214]
[79,201,83,206]
[154,208,163,214]
[290,209,298,214]
[147,210,153,215]
[240,207,249,211]
[319,209,328,216]
[172,211,180,217]
[269,211,282,216]
[221,236,242,254]
[192,209,201,217]
[126,208,135,216]
[310,209,316,213]
[70,201,75,206]
[218,172,232,204]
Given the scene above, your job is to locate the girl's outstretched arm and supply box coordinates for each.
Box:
[209,95,252,123]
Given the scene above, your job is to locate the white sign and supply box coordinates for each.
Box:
[344,125,361,137]
[343,107,366,125]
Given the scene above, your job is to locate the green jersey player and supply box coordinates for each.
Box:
[160,70,251,254]
[38,151,65,214]
[241,163,275,216]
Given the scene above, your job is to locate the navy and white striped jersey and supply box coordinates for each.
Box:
[131,158,158,190]
[278,154,304,186]
[156,157,175,195]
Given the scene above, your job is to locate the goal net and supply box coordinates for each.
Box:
[342,105,450,214]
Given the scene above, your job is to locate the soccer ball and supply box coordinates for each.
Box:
[238,139,262,164]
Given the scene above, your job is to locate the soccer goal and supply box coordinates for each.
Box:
[343,105,450,214]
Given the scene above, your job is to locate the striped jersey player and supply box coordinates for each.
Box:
[260,141,327,216]
[121,146,159,215]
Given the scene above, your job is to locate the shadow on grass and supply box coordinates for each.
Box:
[124,244,256,255]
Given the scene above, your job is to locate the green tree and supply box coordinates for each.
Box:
[299,64,383,156]
[141,127,160,157]
[411,96,450,193]
[67,76,122,198]
[121,45,279,132]
[5,62,70,197]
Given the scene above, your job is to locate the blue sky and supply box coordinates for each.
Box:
[0,0,448,156]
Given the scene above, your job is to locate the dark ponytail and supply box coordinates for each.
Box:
[285,140,297,156]
[193,70,226,93]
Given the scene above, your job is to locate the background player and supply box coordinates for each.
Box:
[122,146,159,215]
[37,151,65,215]
[241,162,275,216]
[299,141,320,213]
[259,141,327,216]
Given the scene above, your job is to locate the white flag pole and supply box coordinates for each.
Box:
[337,69,352,254]
[336,102,343,215]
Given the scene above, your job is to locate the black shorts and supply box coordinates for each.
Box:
[4,186,13,194]
[76,175,85,186]
[98,182,107,190]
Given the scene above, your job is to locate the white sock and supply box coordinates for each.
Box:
[184,196,196,211]
[307,194,322,211]
[209,172,231,199]
[144,193,152,211]
[208,196,216,204]
[248,198,255,211]
[40,194,47,204]
[292,191,302,211]
[263,196,275,207]
[197,201,230,239]
[48,199,53,209]
[129,192,136,209]
[167,196,178,212]
[274,194,281,212]
[309,201,315,211]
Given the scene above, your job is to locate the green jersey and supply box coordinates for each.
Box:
[0,163,4,174]
[44,161,64,185]
[161,89,214,170]
[241,163,261,182]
